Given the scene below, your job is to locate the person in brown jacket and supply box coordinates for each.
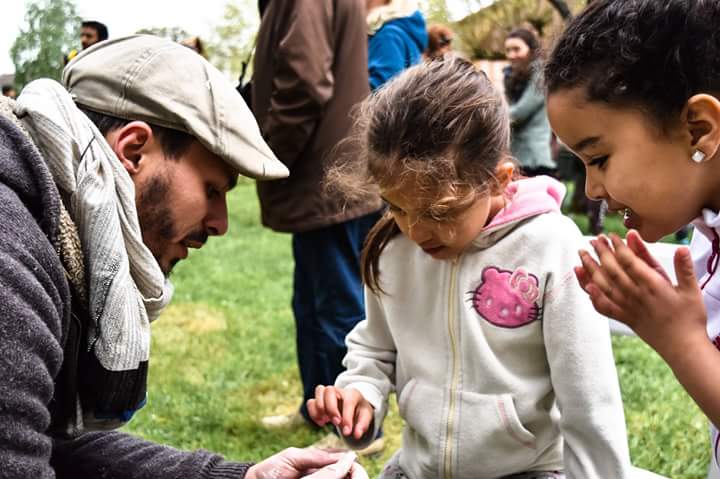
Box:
[252,0,383,446]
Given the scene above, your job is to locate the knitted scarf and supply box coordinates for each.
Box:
[14,79,173,433]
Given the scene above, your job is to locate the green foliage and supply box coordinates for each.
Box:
[418,0,451,24]
[125,182,706,477]
[204,0,260,82]
[10,0,81,89]
[135,26,192,42]
[453,0,586,60]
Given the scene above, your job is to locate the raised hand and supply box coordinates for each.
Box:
[575,231,707,360]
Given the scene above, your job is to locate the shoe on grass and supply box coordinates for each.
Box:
[260,411,308,429]
[312,432,385,457]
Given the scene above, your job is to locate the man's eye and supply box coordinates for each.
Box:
[207,186,220,198]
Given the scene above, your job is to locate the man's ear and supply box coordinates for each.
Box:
[108,121,154,176]
[684,94,720,162]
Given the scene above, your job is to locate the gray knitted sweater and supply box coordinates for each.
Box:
[0,104,253,478]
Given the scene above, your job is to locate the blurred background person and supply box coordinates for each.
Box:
[80,20,108,49]
[2,85,16,99]
[367,0,427,91]
[424,23,454,60]
[252,0,384,457]
[180,36,206,57]
[503,27,554,177]
[65,20,108,64]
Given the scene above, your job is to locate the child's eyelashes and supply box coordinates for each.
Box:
[386,203,406,215]
[588,155,609,169]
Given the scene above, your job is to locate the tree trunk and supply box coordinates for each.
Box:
[547,0,573,20]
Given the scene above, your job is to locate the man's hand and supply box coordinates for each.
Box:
[575,231,708,361]
[306,386,374,440]
[305,452,369,478]
[245,448,367,479]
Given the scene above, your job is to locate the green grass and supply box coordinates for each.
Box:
[125,181,709,477]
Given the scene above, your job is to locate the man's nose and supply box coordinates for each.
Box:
[204,198,229,236]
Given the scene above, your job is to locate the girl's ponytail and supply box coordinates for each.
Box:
[361,210,400,294]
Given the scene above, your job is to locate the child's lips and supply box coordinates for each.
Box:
[421,244,445,255]
[623,208,637,229]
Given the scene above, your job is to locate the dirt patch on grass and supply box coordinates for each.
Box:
[157,303,228,334]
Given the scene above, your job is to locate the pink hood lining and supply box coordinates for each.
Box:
[483,176,566,232]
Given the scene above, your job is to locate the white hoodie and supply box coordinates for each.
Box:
[336,176,632,479]
[690,210,720,470]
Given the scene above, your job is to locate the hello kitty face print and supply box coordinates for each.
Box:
[471,267,541,328]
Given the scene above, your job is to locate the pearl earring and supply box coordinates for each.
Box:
[692,150,707,163]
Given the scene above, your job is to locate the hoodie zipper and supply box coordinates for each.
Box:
[443,257,461,478]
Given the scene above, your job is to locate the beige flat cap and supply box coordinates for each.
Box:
[62,35,288,180]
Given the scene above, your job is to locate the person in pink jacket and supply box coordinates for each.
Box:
[307,57,637,478]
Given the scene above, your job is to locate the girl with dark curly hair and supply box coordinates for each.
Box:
[546,0,720,472]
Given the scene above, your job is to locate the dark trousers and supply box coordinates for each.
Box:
[292,211,381,421]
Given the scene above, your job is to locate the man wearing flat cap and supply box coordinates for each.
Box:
[0,35,367,479]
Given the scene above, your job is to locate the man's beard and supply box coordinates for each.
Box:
[136,172,208,276]
[137,173,177,275]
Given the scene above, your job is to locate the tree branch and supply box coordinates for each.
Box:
[547,0,573,20]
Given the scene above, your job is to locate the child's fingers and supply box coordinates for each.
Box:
[306,399,322,424]
[625,230,671,282]
[609,240,672,297]
[605,234,643,297]
[593,235,634,294]
[354,404,374,440]
[592,235,642,304]
[585,283,628,323]
[313,385,327,415]
[322,387,343,426]
[578,249,601,278]
[338,390,360,436]
[574,265,591,291]
[307,398,329,426]
[674,247,700,293]
[624,230,672,283]
[581,245,614,297]
[315,385,326,407]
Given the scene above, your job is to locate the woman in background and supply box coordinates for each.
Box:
[504,28,554,177]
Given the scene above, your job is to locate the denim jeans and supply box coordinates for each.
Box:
[292,211,381,421]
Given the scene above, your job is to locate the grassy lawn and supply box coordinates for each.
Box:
[125,181,709,478]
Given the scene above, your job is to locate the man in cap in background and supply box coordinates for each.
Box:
[0,35,366,479]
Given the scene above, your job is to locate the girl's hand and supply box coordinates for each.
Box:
[575,231,708,361]
[306,386,374,440]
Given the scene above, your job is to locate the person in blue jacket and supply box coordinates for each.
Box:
[366,0,428,91]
